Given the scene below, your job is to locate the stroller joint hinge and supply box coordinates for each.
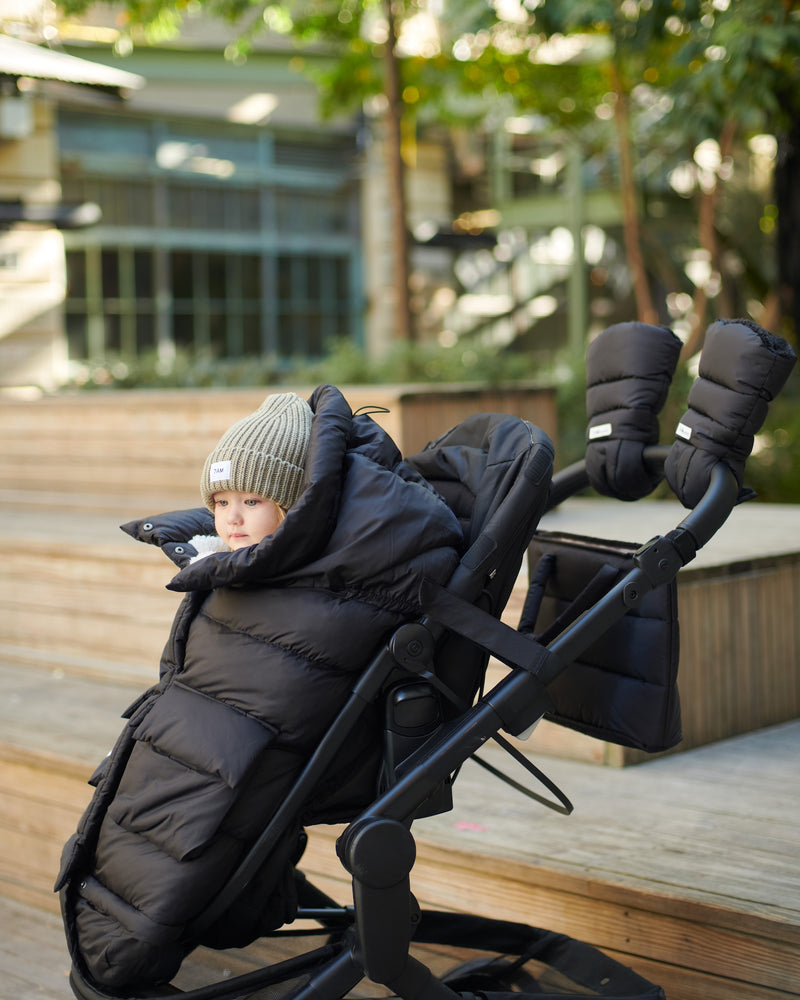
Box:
[390,622,436,672]
[633,534,686,589]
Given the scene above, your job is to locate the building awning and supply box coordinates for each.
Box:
[0,34,144,94]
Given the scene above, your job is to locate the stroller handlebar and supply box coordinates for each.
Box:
[675,459,739,552]
[547,444,739,559]
[548,444,669,509]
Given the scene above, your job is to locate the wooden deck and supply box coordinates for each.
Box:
[1,718,798,1000]
[1,502,799,1000]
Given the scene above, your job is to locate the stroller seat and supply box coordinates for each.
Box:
[60,319,796,1000]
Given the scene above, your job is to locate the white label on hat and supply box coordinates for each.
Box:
[588,422,613,440]
[676,421,692,441]
[210,460,232,482]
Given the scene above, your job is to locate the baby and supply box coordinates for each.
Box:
[60,384,463,994]
[190,391,312,558]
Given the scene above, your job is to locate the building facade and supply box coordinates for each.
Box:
[0,16,455,389]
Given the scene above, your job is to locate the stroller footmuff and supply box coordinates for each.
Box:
[59,320,795,1000]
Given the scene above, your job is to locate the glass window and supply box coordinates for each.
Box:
[274,138,352,168]
[276,311,296,358]
[102,250,120,299]
[242,314,261,356]
[134,251,154,298]
[65,313,88,358]
[59,111,360,366]
[66,251,86,298]
[173,313,195,349]
[305,311,323,357]
[136,314,157,353]
[171,252,194,300]
[209,310,228,356]
[104,313,122,353]
[208,253,228,301]
[241,254,260,299]
[159,125,259,168]
[118,181,155,227]
[58,111,152,159]
[169,185,198,229]
[235,189,261,232]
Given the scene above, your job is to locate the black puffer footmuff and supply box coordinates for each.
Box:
[585,322,682,501]
[56,385,463,995]
[665,319,796,509]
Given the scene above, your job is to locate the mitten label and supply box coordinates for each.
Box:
[676,422,692,441]
[589,422,613,440]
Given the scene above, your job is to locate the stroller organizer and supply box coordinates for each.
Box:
[58,319,796,1000]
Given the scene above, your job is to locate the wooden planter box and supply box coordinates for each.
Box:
[0,382,557,514]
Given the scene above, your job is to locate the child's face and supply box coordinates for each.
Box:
[212,490,285,550]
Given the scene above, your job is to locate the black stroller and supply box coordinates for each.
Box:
[59,318,796,1000]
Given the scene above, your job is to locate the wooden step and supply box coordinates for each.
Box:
[0,895,76,999]
[0,656,146,913]
[6,385,798,761]
[2,555,799,1000]
[4,494,800,766]
[0,529,182,682]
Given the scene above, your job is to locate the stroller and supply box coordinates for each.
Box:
[59,318,796,1000]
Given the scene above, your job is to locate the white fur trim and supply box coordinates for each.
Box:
[187,534,229,563]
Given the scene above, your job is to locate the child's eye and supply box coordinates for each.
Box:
[244,498,261,507]
[214,499,228,508]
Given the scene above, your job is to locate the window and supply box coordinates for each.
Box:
[59,110,361,368]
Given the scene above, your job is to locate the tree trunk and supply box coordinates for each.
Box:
[382,0,414,343]
[775,110,800,342]
[611,66,658,327]
[682,119,737,360]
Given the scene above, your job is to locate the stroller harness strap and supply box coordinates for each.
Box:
[419,578,560,686]
[418,578,561,742]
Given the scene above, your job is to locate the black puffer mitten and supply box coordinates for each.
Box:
[585,321,682,501]
[665,318,796,509]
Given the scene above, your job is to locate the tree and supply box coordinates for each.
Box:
[511,0,800,352]
[666,0,800,351]
[55,0,800,351]
[519,0,688,328]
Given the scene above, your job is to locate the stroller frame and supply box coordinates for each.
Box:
[67,425,740,1000]
[64,356,756,1000]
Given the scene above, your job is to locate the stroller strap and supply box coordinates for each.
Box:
[419,579,560,685]
[472,734,573,816]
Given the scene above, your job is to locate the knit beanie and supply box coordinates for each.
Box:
[201,392,313,511]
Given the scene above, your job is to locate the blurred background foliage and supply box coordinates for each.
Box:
[69,334,797,502]
[55,0,800,500]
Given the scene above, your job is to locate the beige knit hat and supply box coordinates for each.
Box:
[201,392,313,510]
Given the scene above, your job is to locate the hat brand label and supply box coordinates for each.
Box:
[210,460,232,482]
